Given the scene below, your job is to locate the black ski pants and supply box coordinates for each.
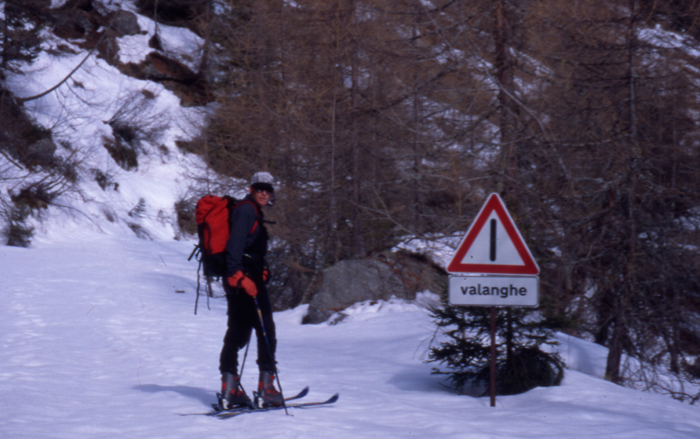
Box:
[219,279,277,375]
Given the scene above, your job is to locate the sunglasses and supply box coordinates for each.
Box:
[255,187,274,195]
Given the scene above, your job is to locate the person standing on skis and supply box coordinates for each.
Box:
[219,171,283,409]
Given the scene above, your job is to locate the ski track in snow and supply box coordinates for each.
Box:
[2,235,700,438]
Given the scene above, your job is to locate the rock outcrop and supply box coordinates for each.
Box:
[302,252,446,324]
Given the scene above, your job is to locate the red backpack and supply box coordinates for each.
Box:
[188,195,259,313]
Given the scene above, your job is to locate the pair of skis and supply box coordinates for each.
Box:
[180,386,339,419]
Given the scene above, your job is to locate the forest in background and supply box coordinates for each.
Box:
[174,0,700,394]
[3,0,700,402]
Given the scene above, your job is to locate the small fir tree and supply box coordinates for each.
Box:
[429,305,564,396]
[2,205,34,247]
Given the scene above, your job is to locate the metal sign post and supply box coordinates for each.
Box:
[490,306,497,407]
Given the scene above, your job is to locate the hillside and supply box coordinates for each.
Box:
[1,0,216,243]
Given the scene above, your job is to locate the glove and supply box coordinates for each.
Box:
[262,266,270,284]
[228,271,258,298]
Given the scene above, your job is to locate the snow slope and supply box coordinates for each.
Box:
[2,232,700,439]
[2,0,213,243]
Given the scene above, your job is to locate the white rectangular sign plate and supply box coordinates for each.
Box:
[449,275,539,307]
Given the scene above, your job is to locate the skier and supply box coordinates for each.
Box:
[219,171,283,409]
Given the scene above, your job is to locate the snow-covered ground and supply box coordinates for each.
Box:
[2,231,700,439]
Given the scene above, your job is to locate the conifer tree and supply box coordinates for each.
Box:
[520,0,700,398]
[429,305,564,395]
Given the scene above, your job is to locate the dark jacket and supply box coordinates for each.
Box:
[225,194,267,278]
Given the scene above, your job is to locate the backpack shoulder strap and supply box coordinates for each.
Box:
[231,200,260,234]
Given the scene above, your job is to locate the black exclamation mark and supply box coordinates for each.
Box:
[490,219,497,262]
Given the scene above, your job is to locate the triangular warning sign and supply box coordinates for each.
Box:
[447,193,539,275]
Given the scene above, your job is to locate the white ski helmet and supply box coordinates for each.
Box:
[250,171,275,188]
[249,171,276,205]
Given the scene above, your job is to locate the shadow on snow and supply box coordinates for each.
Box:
[134,384,215,408]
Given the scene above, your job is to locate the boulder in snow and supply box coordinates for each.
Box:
[302,252,446,324]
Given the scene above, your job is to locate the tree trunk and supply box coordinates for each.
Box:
[605,315,625,384]
[349,0,364,257]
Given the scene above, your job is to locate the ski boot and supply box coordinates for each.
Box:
[256,370,284,407]
[219,372,252,410]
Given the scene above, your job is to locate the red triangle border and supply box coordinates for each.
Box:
[447,193,539,275]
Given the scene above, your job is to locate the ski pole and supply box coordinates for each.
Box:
[239,338,250,383]
[254,297,288,415]
[231,338,251,402]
